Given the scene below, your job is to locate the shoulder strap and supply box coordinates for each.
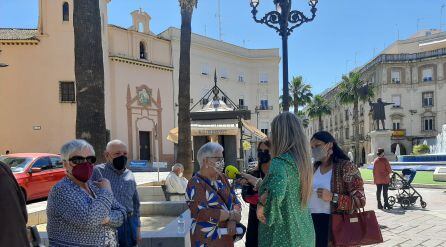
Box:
[196,174,232,210]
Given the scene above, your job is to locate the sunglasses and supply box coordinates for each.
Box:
[258,149,269,153]
[68,156,97,165]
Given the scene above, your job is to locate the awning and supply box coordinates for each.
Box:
[241,119,267,140]
[167,119,239,144]
[167,119,267,144]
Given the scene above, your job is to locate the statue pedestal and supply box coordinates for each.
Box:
[367,130,396,163]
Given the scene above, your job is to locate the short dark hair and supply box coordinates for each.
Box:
[377,148,384,155]
[257,139,271,150]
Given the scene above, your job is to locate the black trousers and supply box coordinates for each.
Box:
[311,213,330,247]
[245,205,259,247]
[376,184,389,204]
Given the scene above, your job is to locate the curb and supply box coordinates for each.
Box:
[363,180,446,189]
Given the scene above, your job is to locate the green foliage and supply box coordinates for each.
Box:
[413,144,430,155]
[337,71,375,106]
[280,76,313,114]
[306,95,332,119]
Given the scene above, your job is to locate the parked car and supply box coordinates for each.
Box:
[0,153,65,201]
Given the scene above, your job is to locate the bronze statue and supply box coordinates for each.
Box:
[369,98,393,130]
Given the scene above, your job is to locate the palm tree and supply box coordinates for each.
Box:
[290,76,313,115]
[280,76,313,114]
[73,0,107,159]
[177,0,197,178]
[297,111,310,128]
[337,71,375,163]
[306,95,332,131]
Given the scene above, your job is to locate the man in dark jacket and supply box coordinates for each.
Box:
[0,161,29,246]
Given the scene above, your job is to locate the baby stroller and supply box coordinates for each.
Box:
[388,169,427,209]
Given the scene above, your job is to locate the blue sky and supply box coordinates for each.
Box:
[1,0,445,95]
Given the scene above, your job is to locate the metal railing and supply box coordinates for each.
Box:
[360,48,446,73]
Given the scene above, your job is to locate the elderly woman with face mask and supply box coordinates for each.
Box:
[46,139,126,247]
[185,142,242,247]
[309,131,366,247]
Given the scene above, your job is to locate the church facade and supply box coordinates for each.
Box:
[0,0,280,163]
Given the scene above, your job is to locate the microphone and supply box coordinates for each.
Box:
[225,165,242,179]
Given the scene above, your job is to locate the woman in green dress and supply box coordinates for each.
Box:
[257,112,315,247]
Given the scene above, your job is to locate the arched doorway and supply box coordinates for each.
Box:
[391,143,407,155]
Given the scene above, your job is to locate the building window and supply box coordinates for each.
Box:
[422,117,435,131]
[238,73,245,82]
[335,115,338,125]
[345,128,350,140]
[392,121,401,130]
[260,100,269,110]
[391,95,401,107]
[63,2,69,22]
[360,106,364,116]
[220,68,228,79]
[139,42,147,59]
[261,129,269,136]
[422,92,434,107]
[201,64,210,76]
[59,81,75,102]
[238,98,244,107]
[260,73,269,83]
[345,109,349,121]
[391,69,401,84]
[422,68,433,82]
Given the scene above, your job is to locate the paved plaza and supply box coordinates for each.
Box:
[236,184,446,247]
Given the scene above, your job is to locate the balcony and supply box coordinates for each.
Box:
[392,129,406,138]
[238,105,248,110]
[360,47,446,73]
[256,105,273,111]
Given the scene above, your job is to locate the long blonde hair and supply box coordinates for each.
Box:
[270,112,313,207]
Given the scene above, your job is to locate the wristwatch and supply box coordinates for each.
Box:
[331,193,339,204]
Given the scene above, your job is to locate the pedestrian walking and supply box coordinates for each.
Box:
[373,148,393,210]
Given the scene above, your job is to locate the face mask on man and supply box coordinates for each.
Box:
[112,155,128,170]
[311,146,328,162]
[258,150,271,164]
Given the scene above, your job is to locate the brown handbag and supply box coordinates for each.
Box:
[331,205,383,246]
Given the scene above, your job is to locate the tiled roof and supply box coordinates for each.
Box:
[0,28,39,40]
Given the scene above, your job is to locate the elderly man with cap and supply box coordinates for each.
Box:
[165,163,188,201]
[91,140,141,246]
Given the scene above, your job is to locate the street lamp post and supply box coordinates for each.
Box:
[250,0,318,112]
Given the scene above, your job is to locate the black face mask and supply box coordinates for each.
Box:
[258,150,271,164]
[112,155,128,170]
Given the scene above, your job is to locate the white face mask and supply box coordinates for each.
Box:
[212,159,225,173]
[179,172,183,177]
